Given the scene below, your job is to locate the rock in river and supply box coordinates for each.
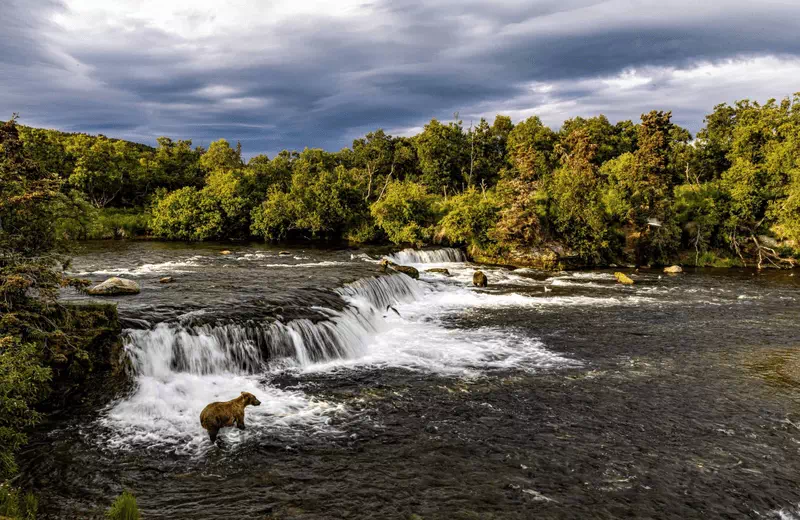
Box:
[379,259,419,279]
[663,265,683,274]
[614,272,634,285]
[159,277,174,284]
[473,270,488,287]
[392,265,419,279]
[87,277,141,296]
[426,268,450,275]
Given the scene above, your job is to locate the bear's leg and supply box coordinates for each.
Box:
[236,412,246,430]
[208,428,219,443]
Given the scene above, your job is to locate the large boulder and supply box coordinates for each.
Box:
[379,259,419,279]
[473,270,488,287]
[392,264,419,279]
[614,272,634,285]
[663,265,683,274]
[87,277,141,296]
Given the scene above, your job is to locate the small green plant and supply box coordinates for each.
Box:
[0,485,37,519]
[106,491,140,520]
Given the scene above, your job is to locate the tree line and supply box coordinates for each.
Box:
[14,92,800,267]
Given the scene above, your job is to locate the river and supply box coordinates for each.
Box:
[17,241,800,519]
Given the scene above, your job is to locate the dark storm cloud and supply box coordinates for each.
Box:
[2,0,800,156]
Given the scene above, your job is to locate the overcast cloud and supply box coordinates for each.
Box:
[2,0,799,156]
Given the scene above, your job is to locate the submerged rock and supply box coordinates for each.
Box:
[87,277,141,296]
[473,270,488,287]
[220,250,232,255]
[614,272,634,285]
[279,251,291,256]
[664,265,683,274]
[426,268,450,275]
[159,276,174,284]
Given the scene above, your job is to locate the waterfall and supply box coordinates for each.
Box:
[102,273,424,448]
[386,248,466,264]
[123,273,423,376]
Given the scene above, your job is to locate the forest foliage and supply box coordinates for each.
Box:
[13,93,800,267]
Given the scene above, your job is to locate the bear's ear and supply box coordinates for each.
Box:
[241,391,246,395]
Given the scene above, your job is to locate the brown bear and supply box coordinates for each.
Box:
[200,391,261,442]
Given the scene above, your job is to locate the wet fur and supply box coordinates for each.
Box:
[200,392,261,443]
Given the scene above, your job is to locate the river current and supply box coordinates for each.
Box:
[17,241,800,519]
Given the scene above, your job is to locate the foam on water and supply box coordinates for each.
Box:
[73,257,204,277]
[570,272,616,280]
[548,278,609,289]
[770,505,800,519]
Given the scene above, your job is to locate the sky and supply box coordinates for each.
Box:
[2,0,800,157]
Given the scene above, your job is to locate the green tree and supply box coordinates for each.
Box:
[139,137,204,193]
[607,111,680,263]
[437,187,500,249]
[246,153,292,196]
[506,116,557,182]
[551,129,610,261]
[370,180,439,246]
[0,117,72,481]
[465,117,510,189]
[149,187,224,240]
[352,129,395,202]
[251,164,367,241]
[199,139,243,172]
[65,135,131,207]
[414,118,468,193]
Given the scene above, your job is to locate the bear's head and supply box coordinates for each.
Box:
[241,391,261,406]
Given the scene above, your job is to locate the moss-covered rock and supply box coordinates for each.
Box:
[468,243,581,270]
[614,272,634,285]
[37,302,127,411]
[379,259,419,279]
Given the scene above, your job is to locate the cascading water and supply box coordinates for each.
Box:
[386,247,467,264]
[102,267,578,450]
[101,273,425,450]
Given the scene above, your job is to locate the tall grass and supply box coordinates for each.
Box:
[106,491,140,520]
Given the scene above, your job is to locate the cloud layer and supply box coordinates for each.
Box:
[2,0,799,156]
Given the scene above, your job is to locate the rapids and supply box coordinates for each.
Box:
[18,241,800,519]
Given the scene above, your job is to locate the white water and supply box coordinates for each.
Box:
[103,250,639,451]
[74,257,204,277]
[386,247,466,264]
